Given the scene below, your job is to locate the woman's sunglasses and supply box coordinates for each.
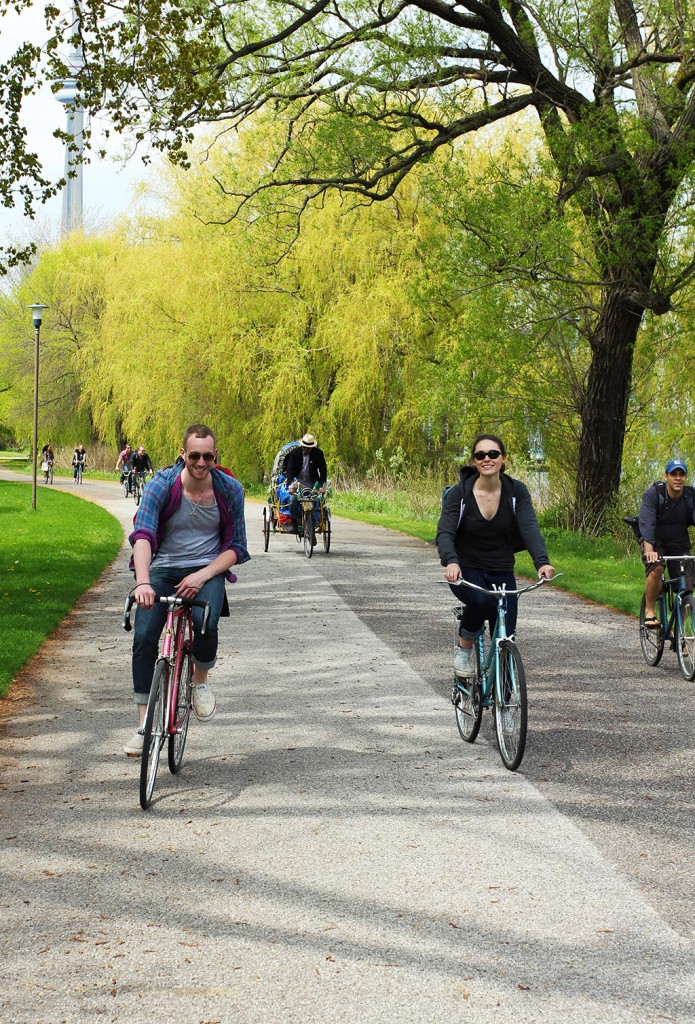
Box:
[187,451,215,463]
[473,449,502,461]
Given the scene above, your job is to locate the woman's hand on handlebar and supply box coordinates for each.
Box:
[444,563,462,583]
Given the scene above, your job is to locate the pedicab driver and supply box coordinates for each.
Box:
[284,433,328,528]
[124,423,250,756]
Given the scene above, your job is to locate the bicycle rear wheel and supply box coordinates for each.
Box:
[140,660,167,809]
[494,640,527,771]
[677,595,695,681]
[168,642,192,773]
[454,654,483,743]
[639,593,665,667]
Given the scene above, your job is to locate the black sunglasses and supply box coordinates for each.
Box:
[187,451,215,463]
[473,449,502,461]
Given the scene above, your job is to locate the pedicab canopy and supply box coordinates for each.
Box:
[271,440,301,482]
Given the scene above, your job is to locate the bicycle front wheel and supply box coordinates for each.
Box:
[168,643,192,773]
[140,660,167,809]
[303,511,314,558]
[494,640,527,772]
[677,595,695,681]
[639,594,665,667]
[322,510,331,553]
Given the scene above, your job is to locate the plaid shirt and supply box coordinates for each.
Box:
[129,463,249,579]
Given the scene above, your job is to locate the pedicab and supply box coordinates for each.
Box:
[262,440,332,558]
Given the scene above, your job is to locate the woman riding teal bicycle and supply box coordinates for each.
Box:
[436,434,554,678]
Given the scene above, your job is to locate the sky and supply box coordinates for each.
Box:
[0,3,156,248]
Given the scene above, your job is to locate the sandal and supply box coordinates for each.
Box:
[643,616,660,629]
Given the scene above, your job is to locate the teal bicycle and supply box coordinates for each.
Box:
[448,574,561,771]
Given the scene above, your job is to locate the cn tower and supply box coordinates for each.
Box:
[54,2,85,234]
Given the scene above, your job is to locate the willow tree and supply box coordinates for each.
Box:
[6,0,695,521]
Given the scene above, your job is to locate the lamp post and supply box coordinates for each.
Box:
[28,303,48,510]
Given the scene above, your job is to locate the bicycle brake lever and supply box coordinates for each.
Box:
[123,594,135,631]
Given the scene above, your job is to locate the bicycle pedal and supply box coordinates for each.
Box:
[451,686,461,706]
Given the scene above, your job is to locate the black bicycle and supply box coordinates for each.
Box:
[639,555,695,680]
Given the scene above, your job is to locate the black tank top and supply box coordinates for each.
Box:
[457,493,515,571]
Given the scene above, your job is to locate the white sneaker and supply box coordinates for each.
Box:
[192,683,217,721]
[124,729,144,757]
[454,646,475,678]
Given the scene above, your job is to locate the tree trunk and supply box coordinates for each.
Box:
[575,285,644,530]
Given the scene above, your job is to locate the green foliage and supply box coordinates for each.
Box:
[0,481,123,697]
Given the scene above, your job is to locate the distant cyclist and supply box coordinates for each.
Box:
[130,446,154,485]
[72,444,87,481]
[116,444,134,491]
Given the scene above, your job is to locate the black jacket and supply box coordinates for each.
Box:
[284,446,327,487]
[436,466,549,570]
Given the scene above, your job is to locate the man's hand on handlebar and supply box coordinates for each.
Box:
[134,583,156,607]
[444,563,462,583]
[537,565,555,579]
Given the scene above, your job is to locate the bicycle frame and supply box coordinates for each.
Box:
[161,602,193,734]
[452,575,555,703]
[656,555,693,644]
[123,593,211,808]
[445,573,563,771]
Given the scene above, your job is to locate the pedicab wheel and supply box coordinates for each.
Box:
[263,507,271,552]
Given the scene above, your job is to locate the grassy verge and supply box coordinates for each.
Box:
[0,482,124,698]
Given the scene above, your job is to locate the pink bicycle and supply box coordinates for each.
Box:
[123,593,211,809]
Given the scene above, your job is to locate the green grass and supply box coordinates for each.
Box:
[0,482,124,697]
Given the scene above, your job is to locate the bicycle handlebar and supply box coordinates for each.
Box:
[441,572,564,597]
[656,555,695,563]
[122,594,212,634]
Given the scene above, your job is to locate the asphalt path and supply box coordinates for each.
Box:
[1,470,693,1023]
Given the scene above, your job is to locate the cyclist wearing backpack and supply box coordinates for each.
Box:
[436,433,554,679]
[638,458,695,626]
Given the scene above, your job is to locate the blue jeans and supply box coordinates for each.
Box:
[131,566,226,704]
[449,566,518,640]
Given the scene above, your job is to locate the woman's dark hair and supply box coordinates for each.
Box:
[470,434,507,468]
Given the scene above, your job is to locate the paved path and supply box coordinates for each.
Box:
[1,473,693,1023]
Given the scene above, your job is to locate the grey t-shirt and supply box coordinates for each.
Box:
[154,494,221,568]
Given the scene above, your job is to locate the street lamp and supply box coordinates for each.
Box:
[28,303,49,511]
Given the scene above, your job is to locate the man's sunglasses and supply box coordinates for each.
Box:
[187,452,215,463]
[473,449,502,461]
